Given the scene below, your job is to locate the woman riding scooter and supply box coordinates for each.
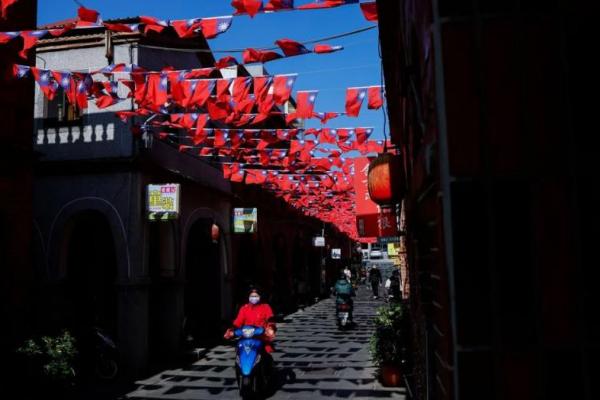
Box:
[224,287,276,395]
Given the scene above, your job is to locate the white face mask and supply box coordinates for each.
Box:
[249,295,260,305]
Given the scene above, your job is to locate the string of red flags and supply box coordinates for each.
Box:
[152,121,387,240]
[0,0,17,19]
[13,64,384,123]
[3,4,383,241]
[242,39,344,64]
[231,0,360,18]
[1,3,369,60]
[142,119,383,155]
[345,86,384,117]
[0,6,234,59]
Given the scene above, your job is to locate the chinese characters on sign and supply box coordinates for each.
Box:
[378,206,399,237]
[147,184,180,221]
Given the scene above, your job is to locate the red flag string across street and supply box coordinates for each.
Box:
[4,1,386,240]
[12,64,384,124]
[0,3,374,59]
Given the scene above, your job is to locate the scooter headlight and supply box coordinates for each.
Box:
[242,327,255,338]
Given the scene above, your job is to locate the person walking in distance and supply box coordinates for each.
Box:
[385,269,402,302]
[343,266,352,283]
[369,265,382,299]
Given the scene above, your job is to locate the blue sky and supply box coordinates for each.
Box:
[38,0,386,140]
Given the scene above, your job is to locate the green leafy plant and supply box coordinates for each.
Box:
[17,330,78,384]
[370,303,406,366]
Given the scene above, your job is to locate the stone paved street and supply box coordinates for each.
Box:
[126,286,407,399]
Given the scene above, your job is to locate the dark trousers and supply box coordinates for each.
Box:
[371,281,379,297]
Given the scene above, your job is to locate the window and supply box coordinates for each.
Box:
[44,88,83,126]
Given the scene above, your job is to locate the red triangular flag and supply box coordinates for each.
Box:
[273,74,296,104]
[345,87,367,117]
[367,86,383,109]
[318,128,337,144]
[215,56,238,69]
[313,44,344,54]
[189,79,216,108]
[275,38,310,57]
[360,2,378,22]
[231,0,263,18]
[254,76,273,102]
[171,19,203,39]
[265,0,294,11]
[216,79,232,101]
[77,6,100,24]
[243,48,283,64]
[232,76,253,103]
[295,90,318,119]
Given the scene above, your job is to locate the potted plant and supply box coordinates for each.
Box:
[369,302,407,387]
[17,330,78,396]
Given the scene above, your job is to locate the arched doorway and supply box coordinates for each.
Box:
[61,210,118,374]
[184,219,222,349]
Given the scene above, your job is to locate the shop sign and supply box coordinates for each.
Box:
[147,183,180,221]
[313,236,325,247]
[233,208,258,233]
[331,248,341,259]
[378,236,401,245]
[378,206,399,237]
[387,242,399,256]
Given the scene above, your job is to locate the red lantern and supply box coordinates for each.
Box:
[211,223,220,243]
[367,153,405,206]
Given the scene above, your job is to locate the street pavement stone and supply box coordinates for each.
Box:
[126,286,406,399]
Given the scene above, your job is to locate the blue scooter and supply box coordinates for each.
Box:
[233,325,271,398]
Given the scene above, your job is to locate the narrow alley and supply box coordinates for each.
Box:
[126,287,407,400]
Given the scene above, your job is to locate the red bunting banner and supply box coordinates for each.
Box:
[0,8,233,58]
[14,64,383,130]
[3,7,383,239]
[345,86,384,117]
[297,0,359,11]
[241,40,343,65]
[232,0,359,17]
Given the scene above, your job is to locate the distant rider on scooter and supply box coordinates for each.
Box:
[333,271,355,326]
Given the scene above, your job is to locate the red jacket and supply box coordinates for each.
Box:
[233,303,276,352]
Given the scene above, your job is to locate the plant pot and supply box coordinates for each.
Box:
[380,363,402,387]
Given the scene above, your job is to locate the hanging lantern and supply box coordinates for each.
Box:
[211,223,220,243]
[367,153,405,206]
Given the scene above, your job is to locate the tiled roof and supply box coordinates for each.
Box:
[39,16,140,29]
